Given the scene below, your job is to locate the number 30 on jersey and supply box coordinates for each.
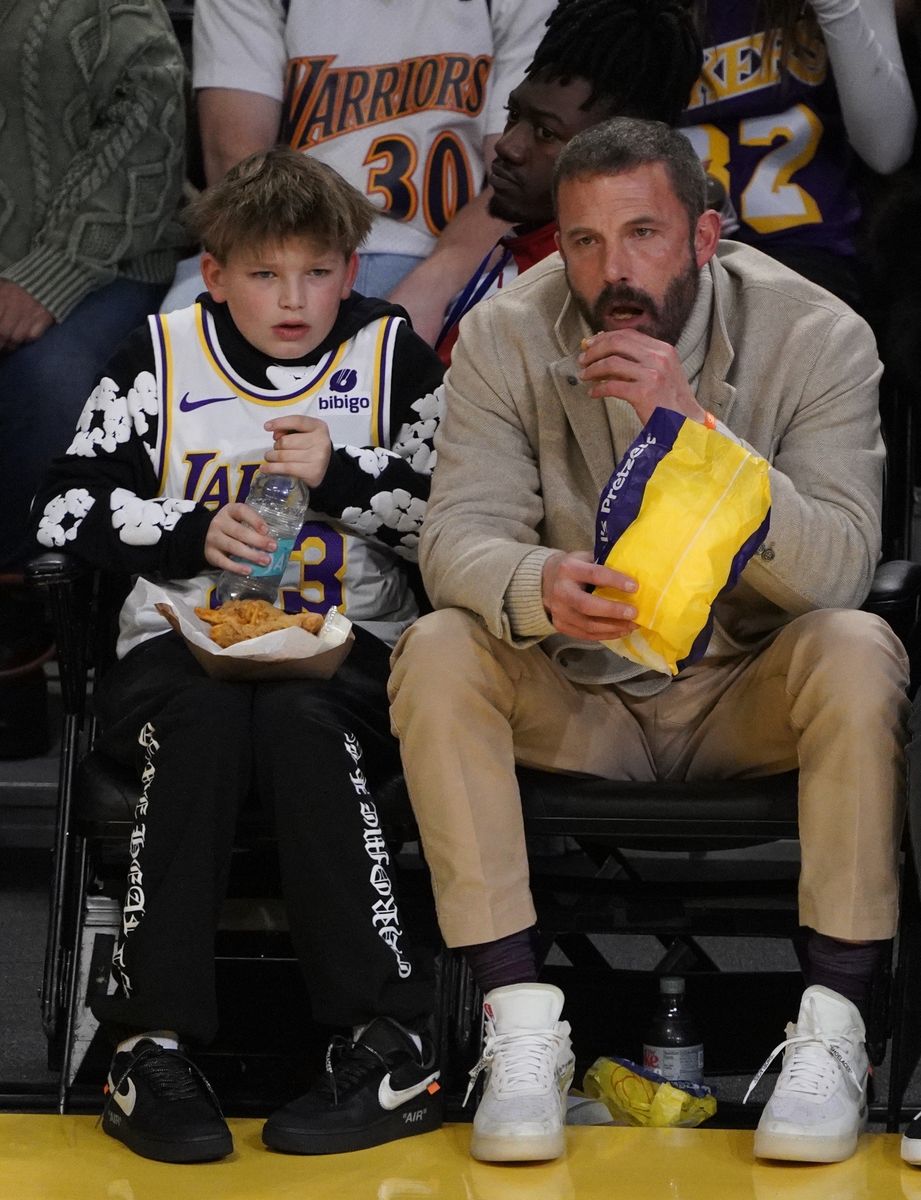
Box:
[364,131,474,235]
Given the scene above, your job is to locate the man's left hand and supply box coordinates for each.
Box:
[0,281,54,352]
[262,415,333,488]
[579,329,706,426]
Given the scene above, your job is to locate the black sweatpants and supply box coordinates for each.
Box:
[91,627,432,1043]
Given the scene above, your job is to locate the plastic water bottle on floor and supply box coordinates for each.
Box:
[216,471,309,604]
[642,976,704,1084]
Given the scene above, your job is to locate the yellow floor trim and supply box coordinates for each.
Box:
[0,1117,916,1200]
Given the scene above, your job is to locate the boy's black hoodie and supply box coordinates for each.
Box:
[31,291,444,582]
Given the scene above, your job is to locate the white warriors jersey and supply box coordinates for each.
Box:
[117,302,418,656]
[278,3,494,258]
[193,0,553,258]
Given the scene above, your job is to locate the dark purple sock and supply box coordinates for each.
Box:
[804,930,887,1024]
[461,927,538,994]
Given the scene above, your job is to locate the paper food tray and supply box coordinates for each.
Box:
[153,592,354,681]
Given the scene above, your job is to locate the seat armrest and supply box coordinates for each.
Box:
[24,550,91,589]
[867,560,921,602]
[864,559,921,648]
[24,551,94,719]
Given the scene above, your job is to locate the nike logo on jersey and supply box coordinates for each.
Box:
[378,1070,440,1111]
[178,392,236,411]
[110,1074,138,1117]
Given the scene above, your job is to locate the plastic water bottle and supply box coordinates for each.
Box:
[642,976,704,1084]
[216,471,310,604]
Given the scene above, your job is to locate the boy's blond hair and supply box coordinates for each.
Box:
[185,146,375,262]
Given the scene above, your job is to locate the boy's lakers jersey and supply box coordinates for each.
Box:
[117,302,418,655]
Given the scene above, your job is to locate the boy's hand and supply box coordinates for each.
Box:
[542,550,638,640]
[262,415,332,487]
[205,502,277,574]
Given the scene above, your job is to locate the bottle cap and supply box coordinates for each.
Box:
[660,976,685,994]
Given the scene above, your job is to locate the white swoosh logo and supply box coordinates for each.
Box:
[112,1075,137,1117]
[378,1070,440,1112]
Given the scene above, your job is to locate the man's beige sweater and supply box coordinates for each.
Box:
[421,241,885,687]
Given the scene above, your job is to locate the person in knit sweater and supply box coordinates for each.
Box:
[1,0,187,757]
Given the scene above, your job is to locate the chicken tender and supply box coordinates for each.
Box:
[195,598,324,647]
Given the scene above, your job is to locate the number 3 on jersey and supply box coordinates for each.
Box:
[282,523,346,615]
[364,131,474,235]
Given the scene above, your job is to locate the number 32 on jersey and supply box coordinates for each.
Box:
[684,103,823,234]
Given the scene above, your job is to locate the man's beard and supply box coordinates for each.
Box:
[570,254,700,346]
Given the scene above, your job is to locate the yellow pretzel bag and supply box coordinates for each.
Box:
[593,407,771,676]
[583,1057,717,1128]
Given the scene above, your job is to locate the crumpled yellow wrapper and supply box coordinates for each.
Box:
[583,1056,717,1128]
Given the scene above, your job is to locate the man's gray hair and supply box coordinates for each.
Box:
[553,116,708,229]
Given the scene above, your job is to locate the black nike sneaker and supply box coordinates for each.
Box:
[101,1039,233,1163]
[262,1017,443,1154]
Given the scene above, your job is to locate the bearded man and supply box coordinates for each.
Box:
[388,117,909,1168]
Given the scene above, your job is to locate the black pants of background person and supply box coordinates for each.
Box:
[90,626,433,1045]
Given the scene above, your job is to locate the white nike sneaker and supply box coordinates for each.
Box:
[747,985,868,1163]
[902,1109,921,1165]
[467,982,575,1162]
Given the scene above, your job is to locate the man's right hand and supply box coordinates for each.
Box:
[541,550,638,641]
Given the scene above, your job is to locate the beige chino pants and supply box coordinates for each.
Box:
[389,607,909,947]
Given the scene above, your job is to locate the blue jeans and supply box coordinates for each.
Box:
[158,253,205,313]
[353,253,424,301]
[1,277,166,568]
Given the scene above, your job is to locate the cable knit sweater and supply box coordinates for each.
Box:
[0,0,187,320]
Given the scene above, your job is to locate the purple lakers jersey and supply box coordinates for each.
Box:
[680,1,859,256]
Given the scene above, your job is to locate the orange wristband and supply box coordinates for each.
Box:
[703,410,717,430]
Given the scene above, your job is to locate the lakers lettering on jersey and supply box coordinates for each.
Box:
[117,303,415,654]
[687,25,827,112]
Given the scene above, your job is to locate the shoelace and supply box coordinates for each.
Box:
[743,1024,864,1105]
[322,1035,389,1107]
[464,1030,563,1106]
[99,1043,225,1126]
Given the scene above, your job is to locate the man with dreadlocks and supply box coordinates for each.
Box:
[434,0,702,365]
